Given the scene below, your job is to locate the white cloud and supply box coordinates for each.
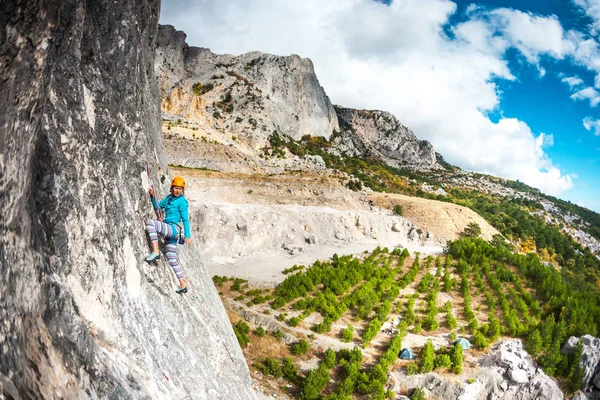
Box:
[583,116,600,134]
[573,0,600,34]
[484,8,572,62]
[561,75,584,88]
[160,0,575,195]
[571,87,600,106]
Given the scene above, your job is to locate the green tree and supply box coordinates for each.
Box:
[342,325,354,343]
[233,321,250,346]
[567,341,585,393]
[420,340,435,373]
[434,354,452,369]
[283,357,298,382]
[526,329,542,357]
[410,387,427,400]
[463,222,482,238]
[451,343,463,374]
[292,339,310,356]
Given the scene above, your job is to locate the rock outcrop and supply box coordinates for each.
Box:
[562,335,600,399]
[390,340,562,400]
[156,24,339,146]
[1,1,255,399]
[333,106,440,170]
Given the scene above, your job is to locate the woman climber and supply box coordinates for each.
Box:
[145,176,192,294]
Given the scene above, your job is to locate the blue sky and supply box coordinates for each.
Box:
[161,0,600,212]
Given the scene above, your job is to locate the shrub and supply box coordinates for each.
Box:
[233,321,250,346]
[473,331,489,349]
[254,326,266,337]
[259,357,282,378]
[451,343,463,374]
[192,82,214,96]
[411,387,426,400]
[393,204,404,216]
[291,339,310,356]
[287,317,301,327]
[342,325,354,343]
[434,354,452,369]
[272,329,284,341]
[413,322,422,334]
[420,340,435,373]
[406,362,420,375]
[446,312,458,329]
[282,357,298,382]
[463,222,481,238]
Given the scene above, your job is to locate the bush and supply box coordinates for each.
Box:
[463,222,481,237]
[254,326,266,337]
[451,343,463,374]
[192,82,214,96]
[282,357,298,382]
[291,339,310,356]
[446,312,458,329]
[473,331,489,349]
[406,362,420,375]
[434,354,452,369]
[420,340,435,373]
[342,325,354,343]
[259,357,282,378]
[287,317,301,327]
[233,321,250,346]
[272,329,284,341]
[393,204,404,216]
[411,387,426,400]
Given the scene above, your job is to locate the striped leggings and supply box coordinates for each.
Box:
[145,220,184,279]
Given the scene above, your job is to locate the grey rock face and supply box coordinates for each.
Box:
[563,335,600,395]
[333,106,440,170]
[1,1,255,399]
[156,24,339,145]
[477,340,563,400]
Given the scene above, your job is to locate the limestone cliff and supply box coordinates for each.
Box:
[155,25,440,172]
[333,106,440,170]
[156,24,339,147]
[0,1,255,399]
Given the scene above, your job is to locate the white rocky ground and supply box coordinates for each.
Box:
[179,170,447,282]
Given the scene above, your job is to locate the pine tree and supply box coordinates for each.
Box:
[526,329,542,357]
[420,340,435,373]
[451,343,463,374]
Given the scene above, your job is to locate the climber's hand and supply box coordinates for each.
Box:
[148,187,155,197]
[185,238,192,246]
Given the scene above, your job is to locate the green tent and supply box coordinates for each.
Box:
[399,348,416,360]
[454,338,471,349]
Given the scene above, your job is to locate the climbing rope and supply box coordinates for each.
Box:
[145,161,161,219]
[151,354,170,382]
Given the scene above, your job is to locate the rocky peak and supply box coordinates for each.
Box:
[333,106,440,170]
[156,24,339,146]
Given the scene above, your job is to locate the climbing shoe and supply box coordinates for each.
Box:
[176,287,188,294]
[145,252,160,262]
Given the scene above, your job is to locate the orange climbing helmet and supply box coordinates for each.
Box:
[171,176,185,188]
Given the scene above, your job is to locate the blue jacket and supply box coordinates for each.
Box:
[152,194,191,238]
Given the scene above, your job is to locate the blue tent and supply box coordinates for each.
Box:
[454,338,471,350]
[399,348,416,360]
